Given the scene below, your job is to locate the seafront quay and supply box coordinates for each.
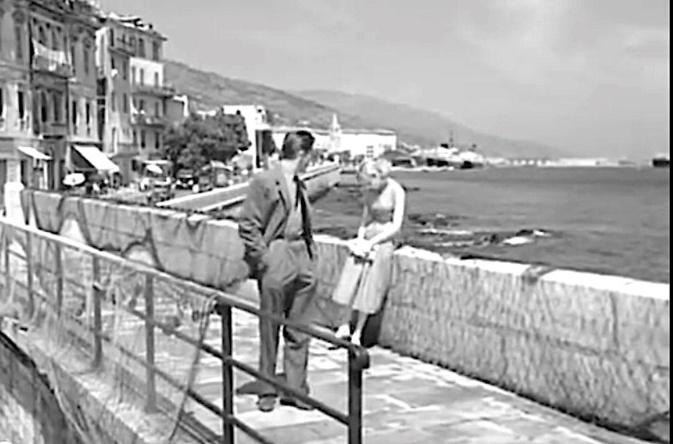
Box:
[0,166,669,443]
[157,163,341,214]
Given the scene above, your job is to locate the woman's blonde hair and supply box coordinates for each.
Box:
[358,158,392,179]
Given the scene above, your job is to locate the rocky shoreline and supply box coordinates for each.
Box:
[313,182,558,261]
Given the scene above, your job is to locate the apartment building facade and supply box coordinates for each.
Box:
[0,0,36,200]
[120,15,170,159]
[3,4,189,197]
[95,13,135,180]
[95,13,191,180]
[58,0,104,185]
[1,0,103,201]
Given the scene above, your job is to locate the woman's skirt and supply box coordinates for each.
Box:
[331,239,395,315]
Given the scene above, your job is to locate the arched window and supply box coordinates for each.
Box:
[70,44,76,73]
[138,38,146,57]
[83,44,90,75]
[71,99,78,131]
[15,25,24,61]
[38,25,47,45]
[53,91,60,122]
[0,86,5,119]
[40,91,49,123]
[152,41,161,61]
[51,28,59,50]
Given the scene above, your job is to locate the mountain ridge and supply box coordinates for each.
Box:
[165,60,567,158]
[297,89,568,158]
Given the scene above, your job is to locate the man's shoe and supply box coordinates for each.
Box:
[257,396,276,412]
[280,397,314,411]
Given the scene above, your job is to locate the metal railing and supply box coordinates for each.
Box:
[132,84,177,97]
[0,217,370,444]
[131,113,168,127]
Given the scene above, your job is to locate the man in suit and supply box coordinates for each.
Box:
[238,130,316,412]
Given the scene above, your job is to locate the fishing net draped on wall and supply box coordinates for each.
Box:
[0,221,224,443]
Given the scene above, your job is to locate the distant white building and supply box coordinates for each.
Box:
[271,127,331,153]
[272,114,397,160]
[165,95,190,125]
[196,109,397,165]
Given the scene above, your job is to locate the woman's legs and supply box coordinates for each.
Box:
[351,311,369,346]
[334,309,368,345]
[332,256,367,340]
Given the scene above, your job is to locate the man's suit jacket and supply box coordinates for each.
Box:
[238,164,314,278]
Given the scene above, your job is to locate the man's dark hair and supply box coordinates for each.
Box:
[280,130,315,160]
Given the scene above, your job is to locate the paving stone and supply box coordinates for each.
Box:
[360,428,435,444]
[383,383,478,409]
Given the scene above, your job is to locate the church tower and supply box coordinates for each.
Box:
[329,113,342,152]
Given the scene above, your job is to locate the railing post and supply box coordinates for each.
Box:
[0,227,6,330]
[347,347,370,444]
[25,230,34,320]
[91,257,103,368]
[220,303,234,444]
[3,227,10,297]
[54,244,63,317]
[144,274,157,412]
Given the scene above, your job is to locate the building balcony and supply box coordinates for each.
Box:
[0,116,27,133]
[34,121,69,137]
[31,40,73,77]
[17,117,31,133]
[132,84,176,97]
[32,57,73,77]
[131,113,167,127]
[115,142,140,156]
[110,39,136,56]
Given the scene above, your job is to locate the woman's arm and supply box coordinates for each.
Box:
[356,205,370,240]
[366,181,406,246]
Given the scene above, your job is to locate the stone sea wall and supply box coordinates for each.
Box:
[18,175,670,433]
[316,239,669,431]
[0,332,84,444]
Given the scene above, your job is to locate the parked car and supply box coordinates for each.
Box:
[175,169,196,189]
[136,160,176,203]
[193,161,234,192]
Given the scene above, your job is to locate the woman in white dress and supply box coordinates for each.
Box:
[331,158,406,346]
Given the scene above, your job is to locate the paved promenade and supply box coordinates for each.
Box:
[179,284,646,444]
[1,237,652,444]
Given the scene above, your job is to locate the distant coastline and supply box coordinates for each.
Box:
[382,162,654,174]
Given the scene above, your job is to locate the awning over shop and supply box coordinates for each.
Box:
[72,145,120,173]
[17,146,51,161]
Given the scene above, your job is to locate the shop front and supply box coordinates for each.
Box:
[69,144,122,190]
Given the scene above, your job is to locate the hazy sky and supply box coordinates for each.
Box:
[101,0,669,159]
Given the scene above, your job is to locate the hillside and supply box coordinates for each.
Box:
[165,60,566,158]
[165,60,370,130]
[299,90,568,158]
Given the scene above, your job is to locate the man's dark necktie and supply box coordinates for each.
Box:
[293,175,313,256]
